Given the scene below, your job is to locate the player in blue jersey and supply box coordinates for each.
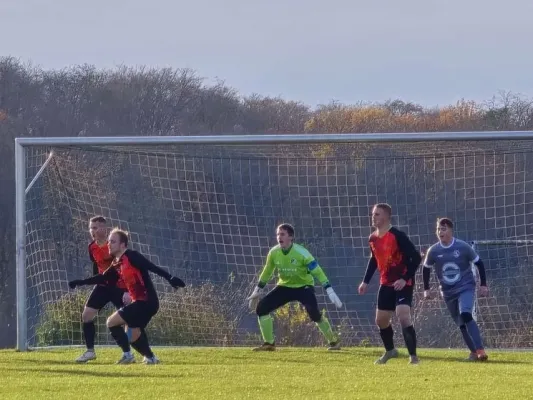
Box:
[422,218,489,361]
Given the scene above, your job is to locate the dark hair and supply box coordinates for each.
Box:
[110,227,129,246]
[89,216,107,224]
[374,203,392,217]
[437,217,454,229]
[277,223,295,237]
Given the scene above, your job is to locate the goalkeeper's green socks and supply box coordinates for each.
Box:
[258,315,274,344]
[316,317,337,343]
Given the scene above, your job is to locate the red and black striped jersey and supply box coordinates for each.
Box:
[88,240,126,289]
[103,250,172,303]
[88,241,113,275]
[365,227,421,286]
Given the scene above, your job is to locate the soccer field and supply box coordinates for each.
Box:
[1,347,532,399]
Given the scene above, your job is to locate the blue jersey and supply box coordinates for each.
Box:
[423,238,479,298]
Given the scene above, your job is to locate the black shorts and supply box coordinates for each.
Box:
[256,285,322,322]
[85,285,125,311]
[118,300,159,329]
[377,285,414,311]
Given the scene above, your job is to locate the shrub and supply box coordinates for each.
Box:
[34,283,238,347]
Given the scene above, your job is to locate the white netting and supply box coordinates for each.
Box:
[23,139,533,348]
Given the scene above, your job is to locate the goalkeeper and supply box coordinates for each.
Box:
[246,223,343,351]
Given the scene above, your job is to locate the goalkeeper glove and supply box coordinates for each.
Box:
[246,286,263,311]
[169,276,186,289]
[326,287,343,308]
[68,280,81,289]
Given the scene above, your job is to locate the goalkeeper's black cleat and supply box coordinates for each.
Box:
[252,343,276,351]
[327,341,341,351]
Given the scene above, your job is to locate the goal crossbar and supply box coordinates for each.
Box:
[14,131,533,147]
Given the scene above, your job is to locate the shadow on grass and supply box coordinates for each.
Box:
[3,358,84,366]
[416,353,533,365]
[1,366,185,379]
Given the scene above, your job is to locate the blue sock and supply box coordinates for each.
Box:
[460,325,476,352]
[465,320,484,350]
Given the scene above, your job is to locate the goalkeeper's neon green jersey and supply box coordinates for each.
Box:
[257,243,330,288]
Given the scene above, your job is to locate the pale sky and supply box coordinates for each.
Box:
[1,0,532,108]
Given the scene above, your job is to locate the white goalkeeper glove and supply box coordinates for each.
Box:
[246,286,263,311]
[326,287,343,308]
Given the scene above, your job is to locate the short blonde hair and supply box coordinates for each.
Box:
[110,228,129,246]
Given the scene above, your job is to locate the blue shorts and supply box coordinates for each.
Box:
[444,289,475,326]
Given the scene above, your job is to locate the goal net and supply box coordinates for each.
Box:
[19,135,533,349]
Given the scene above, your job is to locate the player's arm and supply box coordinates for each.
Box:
[474,259,487,286]
[394,230,422,281]
[305,255,343,308]
[247,250,276,309]
[257,251,276,289]
[88,245,98,275]
[127,250,185,288]
[422,248,434,291]
[307,258,330,288]
[466,244,487,287]
[363,249,378,284]
[69,266,119,288]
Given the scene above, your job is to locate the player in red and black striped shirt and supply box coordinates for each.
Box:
[74,216,130,363]
[69,228,185,364]
[358,203,422,364]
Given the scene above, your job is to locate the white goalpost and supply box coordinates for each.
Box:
[15,131,533,351]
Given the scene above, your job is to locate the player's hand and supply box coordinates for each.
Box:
[246,287,262,311]
[423,290,432,300]
[169,276,186,289]
[478,285,489,297]
[326,287,343,308]
[358,282,368,295]
[123,292,132,305]
[393,279,406,291]
[68,280,81,289]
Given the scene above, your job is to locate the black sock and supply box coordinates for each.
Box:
[379,325,395,351]
[131,329,154,358]
[109,326,131,353]
[402,325,417,356]
[83,321,95,350]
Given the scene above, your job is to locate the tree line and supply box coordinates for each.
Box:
[1,55,532,348]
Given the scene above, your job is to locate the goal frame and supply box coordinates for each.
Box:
[14,130,533,351]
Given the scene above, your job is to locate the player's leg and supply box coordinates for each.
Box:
[296,286,340,350]
[375,285,398,364]
[458,289,487,361]
[127,326,158,364]
[459,325,478,361]
[444,296,476,359]
[395,285,418,364]
[254,286,293,350]
[107,309,136,364]
[121,302,159,364]
[76,285,108,362]
[109,288,134,362]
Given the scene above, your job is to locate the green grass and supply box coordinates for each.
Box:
[1,347,532,399]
